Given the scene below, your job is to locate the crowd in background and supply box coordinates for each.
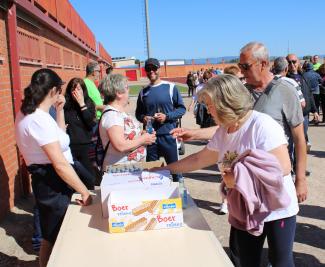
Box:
[14,41,325,267]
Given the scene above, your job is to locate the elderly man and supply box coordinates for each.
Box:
[84,62,105,120]
[238,42,307,204]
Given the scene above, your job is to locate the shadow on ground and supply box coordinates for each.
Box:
[299,204,325,221]
[0,252,37,267]
[223,245,325,267]
[295,222,325,250]
[0,196,38,267]
[308,150,325,158]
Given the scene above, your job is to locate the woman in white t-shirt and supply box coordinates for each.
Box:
[159,75,298,267]
[99,74,156,169]
[15,69,92,267]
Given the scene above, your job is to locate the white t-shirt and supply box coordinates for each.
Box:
[15,109,74,165]
[99,105,146,168]
[207,111,299,222]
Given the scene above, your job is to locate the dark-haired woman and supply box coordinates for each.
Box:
[15,69,92,267]
[64,78,96,188]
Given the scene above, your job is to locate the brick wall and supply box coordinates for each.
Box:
[115,63,232,82]
[0,9,20,221]
[17,18,96,95]
[0,8,100,220]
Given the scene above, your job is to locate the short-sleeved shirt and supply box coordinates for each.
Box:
[249,77,304,140]
[99,105,146,168]
[15,109,73,165]
[207,111,299,222]
[84,78,103,120]
[276,75,305,103]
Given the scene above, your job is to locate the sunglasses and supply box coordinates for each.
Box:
[287,60,297,65]
[145,65,159,72]
[238,62,255,71]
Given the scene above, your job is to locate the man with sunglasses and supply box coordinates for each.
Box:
[136,58,186,181]
[239,42,307,202]
[286,54,319,153]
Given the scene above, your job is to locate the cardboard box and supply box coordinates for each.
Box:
[100,161,171,218]
[108,184,183,233]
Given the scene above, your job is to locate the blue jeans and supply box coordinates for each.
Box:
[32,203,42,251]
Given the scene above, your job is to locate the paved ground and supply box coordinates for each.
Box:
[0,96,324,267]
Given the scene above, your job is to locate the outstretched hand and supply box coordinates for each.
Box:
[170,127,194,141]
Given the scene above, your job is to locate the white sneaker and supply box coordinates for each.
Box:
[220,203,228,214]
[306,142,311,153]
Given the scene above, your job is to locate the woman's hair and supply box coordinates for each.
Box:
[21,68,63,115]
[202,70,213,81]
[64,78,95,113]
[224,65,241,76]
[101,74,128,103]
[198,74,253,125]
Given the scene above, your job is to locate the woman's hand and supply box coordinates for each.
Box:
[76,192,92,206]
[72,85,85,107]
[141,132,156,145]
[222,168,236,189]
[55,94,66,111]
[170,127,194,141]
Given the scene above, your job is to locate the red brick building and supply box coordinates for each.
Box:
[0,0,112,220]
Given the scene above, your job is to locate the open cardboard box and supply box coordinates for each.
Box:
[100,160,171,218]
[108,183,183,233]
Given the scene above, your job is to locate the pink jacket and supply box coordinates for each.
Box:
[221,149,290,236]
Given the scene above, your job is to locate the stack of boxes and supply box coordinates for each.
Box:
[100,161,184,233]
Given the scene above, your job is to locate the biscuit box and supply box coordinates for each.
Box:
[100,161,171,218]
[108,184,183,233]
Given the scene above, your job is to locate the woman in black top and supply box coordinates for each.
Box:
[64,78,96,184]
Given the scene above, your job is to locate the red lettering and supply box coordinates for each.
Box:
[112,205,128,211]
[157,215,176,223]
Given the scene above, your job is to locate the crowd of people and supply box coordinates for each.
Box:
[14,41,325,267]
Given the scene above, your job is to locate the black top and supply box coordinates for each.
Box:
[65,105,96,145]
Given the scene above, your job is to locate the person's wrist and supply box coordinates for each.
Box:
[80,104,86,109]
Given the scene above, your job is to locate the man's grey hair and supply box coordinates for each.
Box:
[86,61,99,76]
[240,42,269,61]
[101,74,128,103]
[273,57,288,75]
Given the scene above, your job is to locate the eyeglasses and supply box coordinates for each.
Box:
[287,60,297,65]
[145,65,159,72]
[238,62,256,71]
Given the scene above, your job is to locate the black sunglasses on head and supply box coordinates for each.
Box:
[145,65,159,72]
[287,60,297,65]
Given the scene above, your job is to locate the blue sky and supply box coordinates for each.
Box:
[70,0,324,60]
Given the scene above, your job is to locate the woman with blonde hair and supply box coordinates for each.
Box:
[159,75,298,267]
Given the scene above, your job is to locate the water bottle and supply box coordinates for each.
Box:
[146,118,154,134]
[179,177,188,209]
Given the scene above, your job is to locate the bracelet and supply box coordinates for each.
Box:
[80,105,86,109]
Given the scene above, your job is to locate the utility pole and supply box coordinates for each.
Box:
[144,0,151,58]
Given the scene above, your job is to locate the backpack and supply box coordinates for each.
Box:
[95,108,116,173]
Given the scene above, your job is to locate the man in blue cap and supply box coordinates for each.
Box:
[136,58,186,181]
